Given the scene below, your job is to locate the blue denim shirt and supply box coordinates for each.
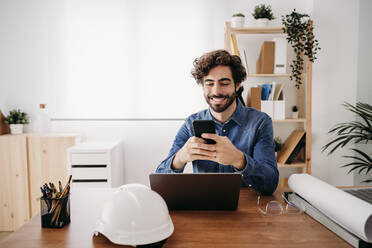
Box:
[156,100,279,195]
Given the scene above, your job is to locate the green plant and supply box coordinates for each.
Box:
[232,13,245,17]
[252,4,275,20]
[282,9,320,89]
[274,136,284,152]
[292,105,298,112]
[4,109,29,124]
[322,102,372,183]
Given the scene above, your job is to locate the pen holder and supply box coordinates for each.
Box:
[40,194,71,228]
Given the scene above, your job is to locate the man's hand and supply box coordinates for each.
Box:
[201,133,246,170]
[172,136,217,170]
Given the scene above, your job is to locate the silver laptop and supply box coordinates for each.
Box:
[149,173,242,210]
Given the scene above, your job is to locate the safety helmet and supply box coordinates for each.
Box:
[94,184,174,246]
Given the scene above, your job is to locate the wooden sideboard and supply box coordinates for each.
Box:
[0,134,78,231]
[0,135,29,231]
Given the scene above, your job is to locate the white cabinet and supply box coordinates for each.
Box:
[67,141,124,188]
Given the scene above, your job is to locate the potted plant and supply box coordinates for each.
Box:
[322,102,372,183]
[274,136,284,157]
[4,109,29,134]
[231,13,245,28]
[282,10,321,89]
[252,4,275,27]
[292,105,299,119]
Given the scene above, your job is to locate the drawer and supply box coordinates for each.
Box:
[71,181,109,188]
[72,167,108,179]
[71,152,108,165]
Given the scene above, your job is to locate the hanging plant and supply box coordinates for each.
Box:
[282,9,320,89]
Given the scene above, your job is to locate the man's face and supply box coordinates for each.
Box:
[202,65,239,113]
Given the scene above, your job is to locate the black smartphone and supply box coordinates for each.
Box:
[192,120,216,144]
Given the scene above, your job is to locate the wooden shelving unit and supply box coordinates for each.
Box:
[278,162,306,169]
[273,118,306,123]
[228,26,284,34]
[247,73,290,77]
[224,21,312,175]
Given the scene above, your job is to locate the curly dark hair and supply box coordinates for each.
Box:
[191,50,247,85]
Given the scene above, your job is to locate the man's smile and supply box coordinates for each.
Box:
[209,95,228,104]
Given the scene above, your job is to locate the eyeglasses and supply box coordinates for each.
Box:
[257,194,305,216]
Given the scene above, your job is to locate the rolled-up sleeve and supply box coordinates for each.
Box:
[156,122,191,173]
[234,117,279,195]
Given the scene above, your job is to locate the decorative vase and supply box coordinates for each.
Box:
[231,16,245,28]
[256,18,269,27]
[292,112,299,119]
[35,104,51,134]
[10,124,23,134]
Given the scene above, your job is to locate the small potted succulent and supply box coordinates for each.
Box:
[274,136,284,158]
[291,105,299,119]
[4,109,29,134]
[231,13,245,28]
[252,4,275,27]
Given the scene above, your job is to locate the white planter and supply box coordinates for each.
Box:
[256,18,269,27]
[292,112,299,119]
[231,16,245,28]
[10,124,23,134]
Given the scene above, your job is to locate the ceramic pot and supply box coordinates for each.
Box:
[10,124,23,134]
[231,16,245,28]
[292,112,299,119]
[256,18,269,27]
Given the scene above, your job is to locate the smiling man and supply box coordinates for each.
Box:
[156,50,278,195]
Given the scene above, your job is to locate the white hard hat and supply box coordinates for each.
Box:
[94,184,174,246]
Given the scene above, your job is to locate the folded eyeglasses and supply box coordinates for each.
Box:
[257,194,305,216]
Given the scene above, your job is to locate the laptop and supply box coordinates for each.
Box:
[149,173,242,210]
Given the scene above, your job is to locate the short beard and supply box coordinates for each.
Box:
[204,90,237,113]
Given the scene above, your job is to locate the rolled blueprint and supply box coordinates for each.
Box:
[288,173,372,242]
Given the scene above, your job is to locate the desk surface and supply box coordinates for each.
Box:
[0,187,351,248]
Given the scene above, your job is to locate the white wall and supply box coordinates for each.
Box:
[354,0,372,186]
[1,0,313,186]
[312,0,359,186]
[2,0,368,186]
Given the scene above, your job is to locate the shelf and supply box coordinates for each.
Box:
[225,20,313,175]
[278,162,306,169]
[229,25,284,34]
[273,118,306,123]
[247,73,290,77]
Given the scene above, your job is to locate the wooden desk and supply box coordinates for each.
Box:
[0,188,351,248]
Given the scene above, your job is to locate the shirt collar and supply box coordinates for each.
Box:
[207,100,245,127]
[230,100,244,127]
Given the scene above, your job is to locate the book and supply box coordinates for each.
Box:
[273,83,284,100]
[256,41,275,74]
[243,49,249,74]
[261,84,271,100]
[231,33,240,56]
[268,82,276,100]
[273,37,287,74]
[286,134,306,164]
[246,87,261,110]
[277,130,305,164]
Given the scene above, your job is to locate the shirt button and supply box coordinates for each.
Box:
[248,184,252,187]
[223,129,226,133]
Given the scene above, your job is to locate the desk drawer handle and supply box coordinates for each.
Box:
[72,179,108,183]
[72,165,107,168]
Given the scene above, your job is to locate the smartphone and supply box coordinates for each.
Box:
[192,120,216,144]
